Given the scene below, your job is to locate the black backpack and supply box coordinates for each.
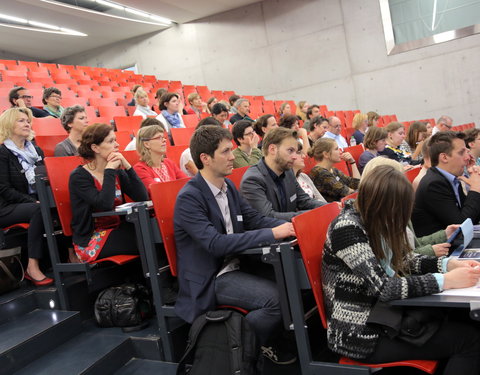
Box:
[177,310,258,375]
[94,283,152,331]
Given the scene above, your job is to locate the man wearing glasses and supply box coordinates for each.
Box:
[8,87,49,118]
[432,115,453,135]
[322,116,348,149]
[232,120,262,168]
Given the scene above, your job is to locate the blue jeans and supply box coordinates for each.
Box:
[215,270,281,345]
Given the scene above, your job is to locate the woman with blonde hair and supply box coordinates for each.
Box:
[134,125,187,193]
[0,108,51,285]
[133,89,158,119]
[296,101,309,122]
[351,113,368,144]
[323,164,480,372]
[308,138,359,202]
[379,122,419,166]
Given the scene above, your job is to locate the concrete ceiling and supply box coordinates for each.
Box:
[0,0,261,62]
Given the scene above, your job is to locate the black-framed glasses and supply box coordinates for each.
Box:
[19,95,33,99]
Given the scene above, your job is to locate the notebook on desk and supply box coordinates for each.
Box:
[449,218,477,259]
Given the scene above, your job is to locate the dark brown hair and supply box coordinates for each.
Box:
[159,92,179,111]
[464,128,480,149]
[406,121,427,151]
[355,165,413,275]
[307,138,336,161]
[190,125,232,169]
[254,114,274,137]
[279,115,298,129]
[42,87,61,105]
[78,123,113,160]
[428,131,465,167]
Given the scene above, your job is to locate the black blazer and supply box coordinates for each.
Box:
[0,144,44,210]
[412,167,480,236]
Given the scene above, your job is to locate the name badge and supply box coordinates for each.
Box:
[154,178,161,182]
[290,194,297,202]
[237,215,243,222]
[115,189,122,198]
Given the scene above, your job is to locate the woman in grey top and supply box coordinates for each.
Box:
[54,105,89,157]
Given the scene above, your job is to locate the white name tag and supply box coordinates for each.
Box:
[290,194,297,202]
[154,178,161,182]
[237,215,243,222]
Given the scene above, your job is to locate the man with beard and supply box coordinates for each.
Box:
[240,127,325,221]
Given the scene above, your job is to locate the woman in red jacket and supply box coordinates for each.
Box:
[134,124,187,193]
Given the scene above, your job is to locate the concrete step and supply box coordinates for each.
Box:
[114,358,178,375]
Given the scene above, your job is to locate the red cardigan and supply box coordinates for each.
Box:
[133,159,187,193]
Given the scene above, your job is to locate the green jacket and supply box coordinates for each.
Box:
[409,221,447,256]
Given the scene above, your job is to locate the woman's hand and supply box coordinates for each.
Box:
[445,224,460,239]
[443,266,480,289]
[105,152,127,170]
[447,258,480,271]
[340,152,355,164]
[432,243,450,257]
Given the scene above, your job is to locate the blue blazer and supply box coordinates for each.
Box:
[173,172,284,323]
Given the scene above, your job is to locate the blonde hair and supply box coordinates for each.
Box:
[136,125,165,167]
[352,113,368,130]
[361,157,403,181]
[134,89,148,101]
[0,107,34,143]
[307,138,336,161]
[188,92,200,105]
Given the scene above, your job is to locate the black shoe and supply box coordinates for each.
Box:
[261,345,297,365]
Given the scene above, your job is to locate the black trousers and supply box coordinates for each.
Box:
[363,320,480,375]
[0,203,45,259]
[96,222,139,260]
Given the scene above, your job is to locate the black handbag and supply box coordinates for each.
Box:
[0,247,24,295]
[94,283,152,331]
[367,301,445,346]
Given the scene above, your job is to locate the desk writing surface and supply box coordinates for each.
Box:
[389,294,480,308]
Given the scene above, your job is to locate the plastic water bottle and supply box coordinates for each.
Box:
[350,136,356,146]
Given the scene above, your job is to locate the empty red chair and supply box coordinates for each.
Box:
[171,128,195,146]
[32,117,66,136]
[98,106,127,118]
[34,135,66,157]
[114,116,143,134]
[89,97,117,107]
[227,166,249,190]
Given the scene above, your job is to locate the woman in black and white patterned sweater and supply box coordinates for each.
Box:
[323,165,480,374]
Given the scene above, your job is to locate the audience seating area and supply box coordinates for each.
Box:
[1,58,478,374]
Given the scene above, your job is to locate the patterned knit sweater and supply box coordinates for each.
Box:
[322,201,444,359]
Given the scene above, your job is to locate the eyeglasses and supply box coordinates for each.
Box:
[49,95,62,100]
[19,95,33,99]
[243,131,255,137]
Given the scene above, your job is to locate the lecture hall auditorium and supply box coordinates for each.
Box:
[0,0,479,374]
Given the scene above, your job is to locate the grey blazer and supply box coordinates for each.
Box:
[240,159,325,221]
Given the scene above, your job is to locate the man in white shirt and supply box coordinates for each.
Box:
[322,116,348,149]
[432,115,453,135]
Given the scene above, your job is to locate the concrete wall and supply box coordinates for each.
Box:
[58,0,480,125]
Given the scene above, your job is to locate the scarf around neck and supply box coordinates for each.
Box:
[3,138,41,190]
[162,110,181,128]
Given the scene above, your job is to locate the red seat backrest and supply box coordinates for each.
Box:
[35,135,67,157]
[44,156,84,236]
[405,167,421,183]
[227,166,249,190]
[344,144,365,164]
[165,145,188,168]
[114,116,143,134]
[292,203,341,329]
[171,128,195,146]
[150,178,190,276]
[32,118,66,136]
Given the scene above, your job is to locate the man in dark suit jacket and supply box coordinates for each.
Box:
[174,126,296,363]
[240,127,325,221]
[412,131,480,236]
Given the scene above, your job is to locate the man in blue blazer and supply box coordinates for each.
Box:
[174,126,296,363]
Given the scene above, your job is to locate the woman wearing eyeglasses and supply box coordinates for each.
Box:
[133,124,187,194]
[42,87,64,118]
[69,123,148,263]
